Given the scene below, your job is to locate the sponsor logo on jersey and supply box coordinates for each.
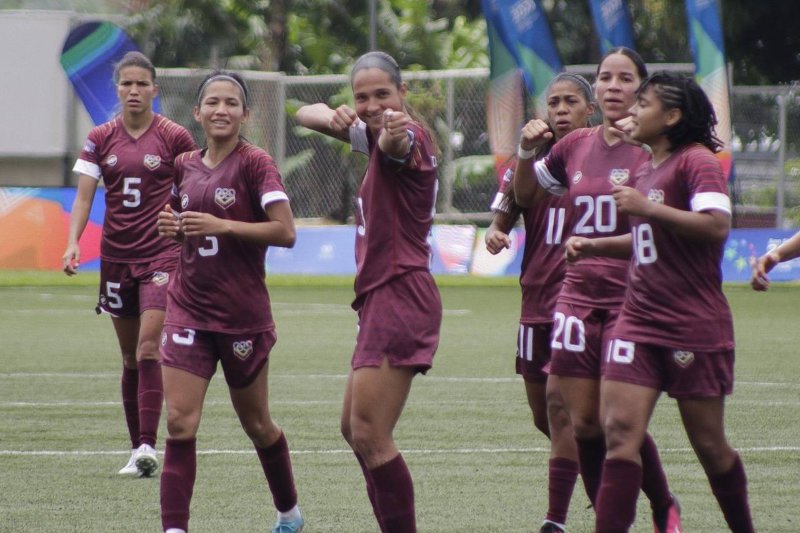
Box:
[572,171,582,184]
[233,340,254,360]
[152,271,169,286]
[83,140,96,153]
[181,194,189,209]
[215,187,236,209]
[143,154,162,170]
[673,350,695,367]
[105,154,118,167]
[648,189,665,204]
[609,168,630,185]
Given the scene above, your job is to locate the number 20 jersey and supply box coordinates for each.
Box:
[535,126,651,309]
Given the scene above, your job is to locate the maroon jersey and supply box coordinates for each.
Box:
[492,160,570,323]
[349,120,439,298]
[165,142,289,334]
[535,127,650,308]
[615,144,734,350]
[74,114,197,262]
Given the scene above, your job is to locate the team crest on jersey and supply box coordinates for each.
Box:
[215,187,236,209]
[143,154,161,170]
[83,140,96,153]
[673,350,695,367]
[572,171,583,184]
[609,168,630,185]
[105,154,118,167]
[151,271,169,286]
[181,194,189,209]
[648,189,665,204]
[233,340,254,360]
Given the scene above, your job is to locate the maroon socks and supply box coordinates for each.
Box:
[160,438,196,532]
[120,366,139,449]
[545,457,579,525]
[369,454,416,533]
[256,432,298,512]
[709,454,755,533]
[137,359,163,447]
[595,458,642,533]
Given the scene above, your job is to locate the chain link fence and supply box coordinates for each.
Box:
[156,68,800,227]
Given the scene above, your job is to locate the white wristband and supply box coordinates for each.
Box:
[517,145,537,160]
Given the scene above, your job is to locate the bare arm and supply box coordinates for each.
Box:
[513,119,553,208]
[62,174,99,275]
[564,234,633,262]
[751,229,800,291]
[178,200,296,248]
[612,185,730,243]
[377,109,412,160]
[295,103,355,142]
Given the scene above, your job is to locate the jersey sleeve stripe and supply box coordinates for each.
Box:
[261,190,289,208]
[489,191,506,212]
[73,159,101,180]
[534,160,567,196]
[691,192,731,214]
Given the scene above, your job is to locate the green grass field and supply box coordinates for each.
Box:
[1,272,798,532]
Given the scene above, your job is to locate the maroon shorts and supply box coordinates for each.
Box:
[351,271,441,373]
[98,254,178,318]
[549,302,619,380]
[160,325,276,389]
[603,338,735,399]
[516,322,553,384]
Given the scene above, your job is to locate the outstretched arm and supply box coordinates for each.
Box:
[295,103,357,142]
[564,234,633,263]
[751,229,800,291]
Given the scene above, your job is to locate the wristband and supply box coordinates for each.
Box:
[517,145,537,160]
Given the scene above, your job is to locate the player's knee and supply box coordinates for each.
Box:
[136,338,161,361]
[166,406,200,439]
[691,435,734,473]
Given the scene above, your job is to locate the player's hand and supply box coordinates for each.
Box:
[485,229,512,255]
[564,236,594,263]
[179,211,228,237]
[750,252,780,291]
[62,243,80,276]
[612,185,651,217]
[157,205,183,241]
[329,105,359,133]
[519,119,553,151]
[382,109,410,141]
[609,116,642,146]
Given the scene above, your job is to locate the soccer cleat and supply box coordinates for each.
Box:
[540,521,565,533]
[135,443,159,478]
[117,449,138,475]
[653,493,683,533]
[271,515,304,533]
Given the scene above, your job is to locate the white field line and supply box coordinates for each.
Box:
[0,372,798,389]
[3,399,799,408]
[1,445,799,457]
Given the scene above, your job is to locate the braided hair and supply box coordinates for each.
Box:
[638,71,723,153]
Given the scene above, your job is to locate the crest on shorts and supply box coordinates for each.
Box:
[572,171,583,184]
[215,187,236,209]
[143,154,161,170]
[105,154,118,167]
[161,332,167,346]
[609,168,630,185]
[648,189,665,204]
[152,271,169,286]
[233,340,253,360]
[181,194,189,209]
[673,350,695,367]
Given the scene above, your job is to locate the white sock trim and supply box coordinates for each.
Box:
[277,505,301,521]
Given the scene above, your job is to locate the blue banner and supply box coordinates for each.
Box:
[685,0,734,180]
[587,0,635,53]
[482,0,563,101]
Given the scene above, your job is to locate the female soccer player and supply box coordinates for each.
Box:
[485,73,594,533]
[295,51,441,532]
[513,48,681,532]
[751,229,800,290]
[62,51,196,477]
[156,71,303,533]
[565,71,755,532]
